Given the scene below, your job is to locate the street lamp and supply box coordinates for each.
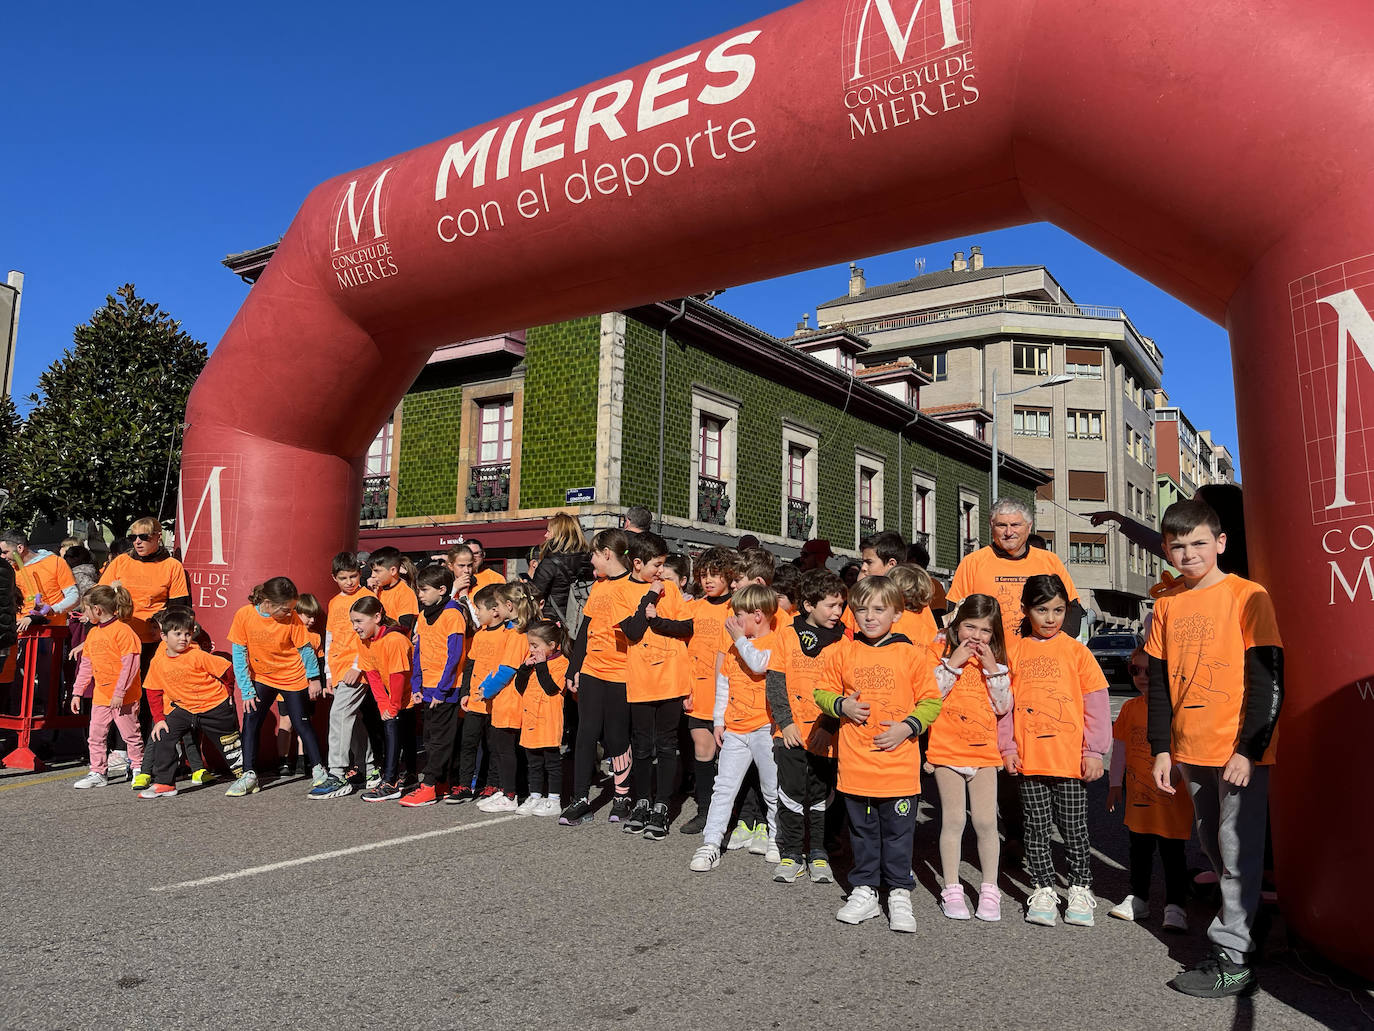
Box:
[990,369,1074,503]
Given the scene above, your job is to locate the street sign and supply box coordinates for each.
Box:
[565,487,595,505]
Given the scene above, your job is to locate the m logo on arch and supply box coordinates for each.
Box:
[843,0,970,85]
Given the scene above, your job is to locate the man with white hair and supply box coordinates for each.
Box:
[946,499,1084,640]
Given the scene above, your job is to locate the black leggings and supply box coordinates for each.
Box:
[630,698,679,803]
[1129,829,1189,905]
[489,726,519,796]
[573,675,630,800]
[526,746,562,795]
[456,710,490,791]
[242,684,321,773]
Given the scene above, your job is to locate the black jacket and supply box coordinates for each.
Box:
[0,560,16,653]
[530,550,593,619]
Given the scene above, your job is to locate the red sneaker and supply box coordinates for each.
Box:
[478,785,499,799]
[399,784,440,807]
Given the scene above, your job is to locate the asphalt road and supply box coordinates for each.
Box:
[1,726,1370,1031]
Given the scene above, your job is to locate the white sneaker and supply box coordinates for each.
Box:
[480,793,518,813]
[516,793,543,815]
[533,796,561,817]
[1065,885,1098,927]
[1109,894,1149,922]
[763,838,780,864]
[689,845,722,872]
[747,823,769,856]
[1025,886,1059,926]
[73,770,108,789]
[365,766,383,790]
[888,888,918,933]
[107,750,129,776]
[837,885,882,924]
[1162,903,1189,932]
[727,820,755,851]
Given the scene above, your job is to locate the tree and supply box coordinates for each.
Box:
[21,285,207,536]
[0,392,32,528]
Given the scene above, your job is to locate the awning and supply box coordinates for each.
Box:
[359,518,549,554]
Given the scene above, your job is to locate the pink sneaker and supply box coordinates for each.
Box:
[975,882,1002,921]
[940,884,971,920]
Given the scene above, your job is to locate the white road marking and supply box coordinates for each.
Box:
[152,814,524,891]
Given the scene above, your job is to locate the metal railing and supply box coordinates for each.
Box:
[859,516,878,539]
[467,462,511,513]
[698,475,730,526]
[963,537,981,557]
[361,474,390,522]
[786,497,813,540]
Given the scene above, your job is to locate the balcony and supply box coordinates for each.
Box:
[859,516,878,539]
[361,474,389,522]
[963,537,980,557]
[697,475,731,526]
[786,497,813,540]
[467,462,511,514]
[913,530,931,554]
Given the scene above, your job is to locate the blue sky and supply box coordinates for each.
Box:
[2,2,1237,468]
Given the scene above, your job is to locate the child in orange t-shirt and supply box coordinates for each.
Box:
[621,531,694,839]
[679,546,737,835]
[929,594,1012,922]
[888,563,940,648]
[351,594,414,802]
[1146,498,1283,998]
[270,593,323,778]
[477,583,535,813]
[316,552,382,798]
[814,576,942,933]
[517,620,570,817]
[398,565,468,808]
[69,585,145,789]
[452,584,507,804]
[139,608,243,798]
[1003,574,1110,928]
[226,577,326,797]
[1108,648,1193,930]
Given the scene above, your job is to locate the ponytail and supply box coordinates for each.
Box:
[85,584,134,622]
[497,582,540,632]
[399,557,418,587]
[526,619,567,655]
[249,576,299,607]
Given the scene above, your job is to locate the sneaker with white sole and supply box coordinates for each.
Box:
[191,768,215,786]
[726,820,755,851]
[1065,885,1097,927]
[1162,903,1189,932]
[940,884,972,920]
[73,770,108,789]
[479,793,518,813]
[763,839,780,864]
[975,883,1002,922]
[623,799,651,833]
[1109,895,1150,922]
[689,844,722,872]
[225,771,260,797]
[138,784,178,799]
[808,857,835,884]
[1025,886,1059,926]
[534,795,561,817]
[748,823,769,856]
[130,771,152,789]
[516,793,544,815]
[773,858,805,883]
[361,781,401,802]
[308,774,353,799]
[643,802,670,841]
[837,885,882,924]
[365,766,383,790]
[559,797,594,826]
[887,888,918,933]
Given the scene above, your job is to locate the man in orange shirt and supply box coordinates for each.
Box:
[1148,499,1283,999]
[0,529,79,631]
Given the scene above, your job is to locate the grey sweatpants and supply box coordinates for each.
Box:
[703,727,779,850]
[1180,762,1270,964]
[327,679,376,778]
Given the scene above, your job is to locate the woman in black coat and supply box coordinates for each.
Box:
[530,512,592,624]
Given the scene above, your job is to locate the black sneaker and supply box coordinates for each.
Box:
[608,795,633,823]
[623,799,651,833]
[559,797,594,826]
[679,807,708,835]
[643,802,670,841]
[1170,948,1257,998]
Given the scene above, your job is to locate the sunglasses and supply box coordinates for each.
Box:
[1128,665,1148,676]
[131,533,156,543]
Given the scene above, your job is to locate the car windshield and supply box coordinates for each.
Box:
[1090,635,1138,648]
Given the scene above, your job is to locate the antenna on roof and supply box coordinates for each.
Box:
[915,258,926,275]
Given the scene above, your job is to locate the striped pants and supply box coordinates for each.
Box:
[1020,774,1091,889]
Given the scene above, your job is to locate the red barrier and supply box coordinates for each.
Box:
[0,626,84,772]
[179,0,1374,975]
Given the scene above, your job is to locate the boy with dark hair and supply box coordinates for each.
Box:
[370,547,419,633]
[1148,498,1283,998]
[313,552,382,798]
[400,565,467,807]
[859,531,906,579]
[772,564,802,616]
[681,547,739,834]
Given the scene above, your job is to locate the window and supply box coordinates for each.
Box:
[1013,406,1052,437]
[787,443,807,500]
[782,423,820,539]
[912,472,936,554]
[913,351,947,382]
[1067,409,1103,439]
[1127,428,1152,465]
[1013,343,1050,375]
[1038,530,1055,552]
[1036,469,1055,502]
[859,470,875,519]
[1065,347,1104,379]
[855,454,885,546]
[699,415,724,479]
[478,399,513,465]
[959,490,980,556]
[1067,470,1108,502]
[365,416,393,476]
[1069,532,1107,565]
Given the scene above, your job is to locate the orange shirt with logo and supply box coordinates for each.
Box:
[768,622,840,758]
[489,627,531,729]
[464,624,511,717]
[377,580,420,625]
[1113,694,1195,839]
[521,654,570,749]
[720,628,776,734]
[16,553,77,627]
[627,581,691,703]
[823,637,939,797]
[1145,574,1283,767]
[99,554,189,643]
[1009,632,1108,778]
[356,626,413,711]
[227,605,313,691]
[926,648,1005,769]
[579,574,645,681]
[949,546,1079,641]
[684,595,731,720]
[414,603,468,689]
[146,643,232,715]
[326,587,376,683]
[84,619,143,707]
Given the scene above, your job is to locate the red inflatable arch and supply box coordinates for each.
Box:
[183,0,1374,972]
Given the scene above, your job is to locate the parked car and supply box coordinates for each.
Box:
[1087,631,1143,683]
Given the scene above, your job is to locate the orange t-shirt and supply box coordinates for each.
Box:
[720,628,776,734]
[16,553,76,627]
[521,653,569,749]
[227,605,313,691]
[1010,632,1108,778]
[326,587,376,682]
[489,626,532,729]
[1113,694,1195,839]
[473,567,505,593]
[1145,574,1283,767]
[356,626,412,679]
[949,546,1080,641]
[414,602,468,689]
[768,621,841,757]
[99,553,189,643]
[896,608,937,648]
[823,636,939,797]
[465,624,510,717]
[684,594,731,720]
[377,580,420,625]
[84,619,143,707]
[146,642,232,715]
[579,573,645,681]
[926,652,1004,769]
[627,581,691,703]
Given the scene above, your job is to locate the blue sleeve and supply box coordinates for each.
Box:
[437,631,464,702]
[232,644,255,700]
[479,664,517,700]
[297,644,320,680]
[411,642,424,696]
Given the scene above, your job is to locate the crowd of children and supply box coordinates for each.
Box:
[15,494,1281,1000]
